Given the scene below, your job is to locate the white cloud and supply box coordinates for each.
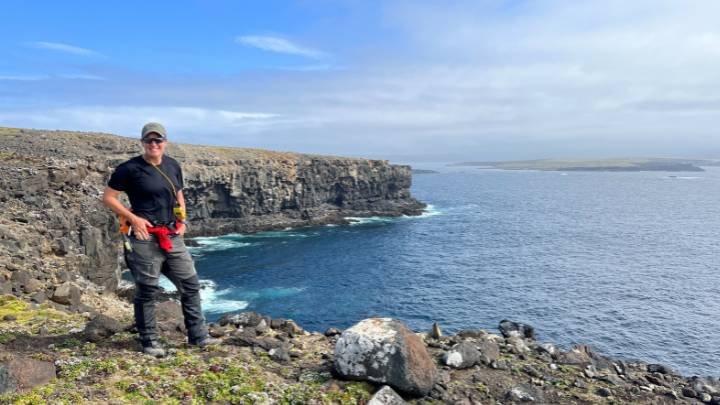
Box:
[0,74,50,81]
[28,41,103,57]
[235,35,327,59]
[0,106,282,139]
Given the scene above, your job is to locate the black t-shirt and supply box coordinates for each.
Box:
[108,155,184,225]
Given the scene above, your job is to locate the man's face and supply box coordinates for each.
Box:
[141,133,167,158]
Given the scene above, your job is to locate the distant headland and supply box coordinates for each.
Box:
[449,157,719,172]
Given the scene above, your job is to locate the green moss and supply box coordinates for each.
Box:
[0,295,85,335]
[56,337,82,349]
[0,332,16,344]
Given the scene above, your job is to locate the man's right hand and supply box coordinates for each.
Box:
[130,215,154,240]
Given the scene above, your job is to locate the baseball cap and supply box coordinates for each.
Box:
[141,122,167,139]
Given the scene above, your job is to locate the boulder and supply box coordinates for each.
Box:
[268,346,291,363]
[325,327,342,337]
[647,363,675,375]
[505,384,543,403]
[443,341,481,369]
[0,356,56,394]
[368,385,406,405]
[334,318,437,397]
[279,320,304,337]
[556,345,594,366]
[155,301,185,335]
[499,320,535,340]
[21,278,42,294]
[477,338,500,365]
[50,282,81,306]
[83,314,125,342]
[218,311,263,328]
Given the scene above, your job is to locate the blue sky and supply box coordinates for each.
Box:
[2,0,720,161]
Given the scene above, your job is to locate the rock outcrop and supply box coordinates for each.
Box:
[0,127,424,296]
[334,318,437,397]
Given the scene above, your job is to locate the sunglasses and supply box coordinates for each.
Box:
[142,137,166,144]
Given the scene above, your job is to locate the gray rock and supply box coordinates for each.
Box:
[218,311,263,328]
[325,327,342,337]
[596,387,613,397]
[84,314,124,342]
[499,320,535,340]
[255,319,269,334]
[268,346,291,363]
[456,330,486,339]
[21,278,42,294]
[0,356,56,394]
[280,320,304,337]
[155,300,185,335]
[50,282,81,306]
[505,384,541,402]
[682,386,697,398]
[647,363,675,375]
[334,318,437,397]
[208,324,227,338]
[29,291,46,304]
[477,338,500,365]
[443,341,480,369]
[369,385,407,405]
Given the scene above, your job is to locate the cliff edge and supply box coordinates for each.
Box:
[0,127,424,295]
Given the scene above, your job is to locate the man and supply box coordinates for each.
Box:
[103,122,219,356]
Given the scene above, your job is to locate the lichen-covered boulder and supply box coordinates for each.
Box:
[334,318,437,397]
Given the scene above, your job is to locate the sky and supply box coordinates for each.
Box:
[2,0,720,161]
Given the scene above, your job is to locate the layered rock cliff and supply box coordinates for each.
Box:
[0,127,424,296]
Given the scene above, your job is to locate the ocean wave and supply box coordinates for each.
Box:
[346,204,442,225]
[187,236,253,253]
[159,277,248,314]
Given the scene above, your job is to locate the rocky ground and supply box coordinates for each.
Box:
[2,292,718,404]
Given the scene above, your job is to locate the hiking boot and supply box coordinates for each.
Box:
[189,336,222,348]
[141,340,166,357]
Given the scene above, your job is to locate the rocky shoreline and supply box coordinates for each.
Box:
[2,295,718,404]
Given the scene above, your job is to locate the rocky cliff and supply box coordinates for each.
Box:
[0,127,424,296]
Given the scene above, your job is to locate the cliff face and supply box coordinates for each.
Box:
[0,127,424,295]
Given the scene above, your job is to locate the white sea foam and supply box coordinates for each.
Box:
[187,236,253,253]
[670,176,702,180]
[159,277,248,314]
[346,204,442,225]
[238,287,306,300]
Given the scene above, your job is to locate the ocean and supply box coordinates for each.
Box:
[163,164,720,377]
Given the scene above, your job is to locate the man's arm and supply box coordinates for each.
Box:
[175,189,187,235]
[102,187,153,240]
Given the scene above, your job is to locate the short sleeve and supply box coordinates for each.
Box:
[108,163,130,191]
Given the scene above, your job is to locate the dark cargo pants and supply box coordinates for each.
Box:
[126,234,208,344]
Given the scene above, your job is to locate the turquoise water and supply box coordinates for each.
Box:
[174,166,720,376]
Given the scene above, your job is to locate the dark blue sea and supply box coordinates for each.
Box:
[167,165,720,377]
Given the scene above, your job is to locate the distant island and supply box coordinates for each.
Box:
[412,169,439,174]
[449,158,720,172]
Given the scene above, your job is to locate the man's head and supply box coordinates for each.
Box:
[140,122,167,159]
